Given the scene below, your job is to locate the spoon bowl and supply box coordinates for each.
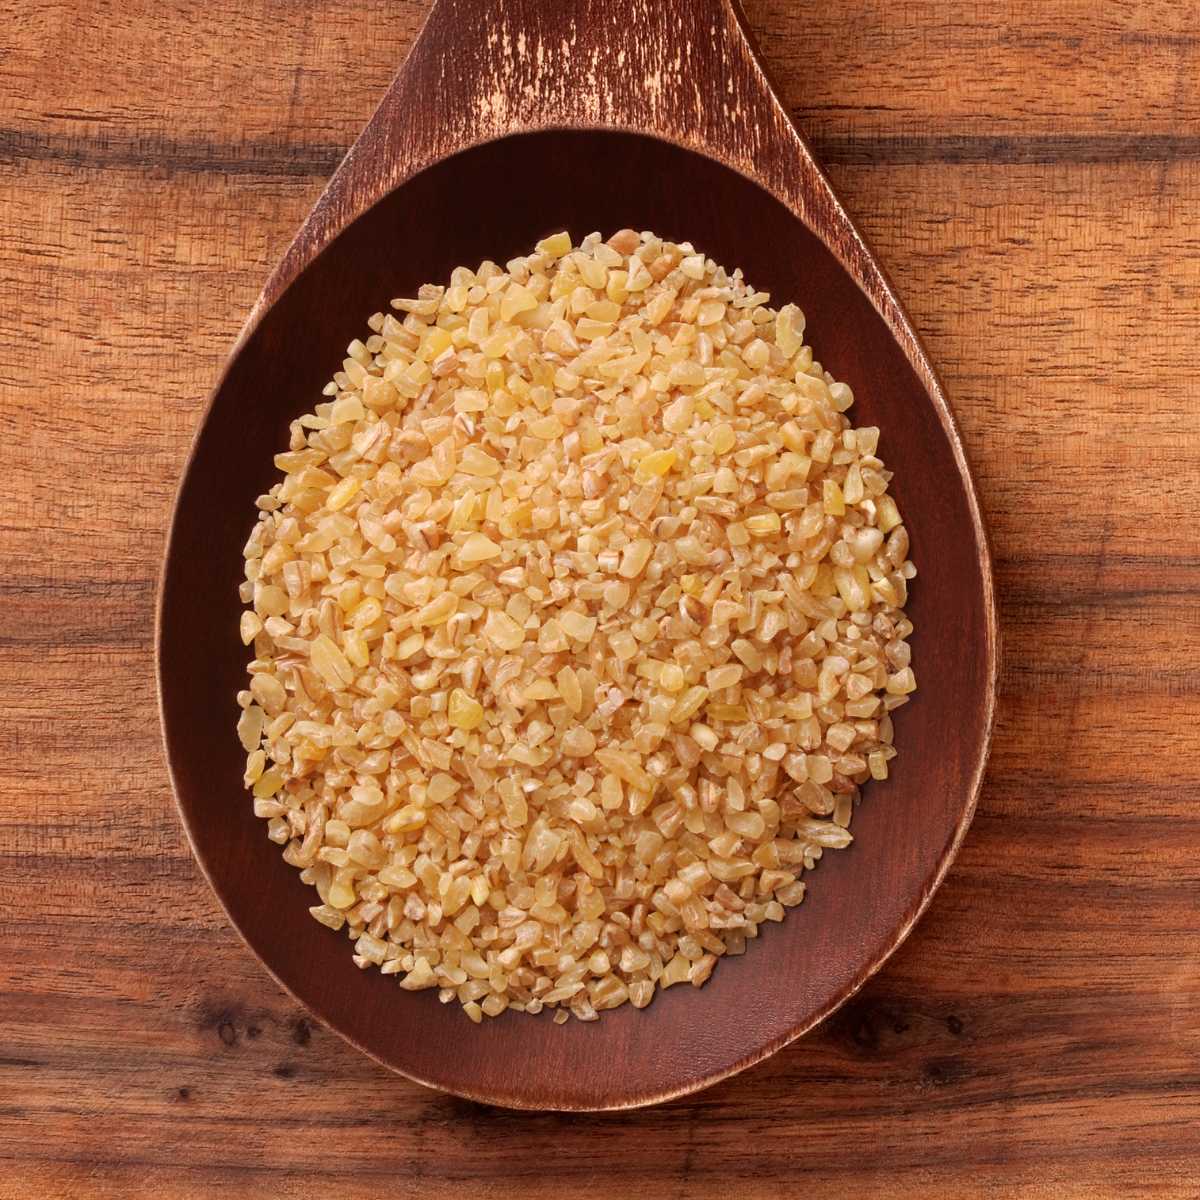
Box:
[158,0,997,1110]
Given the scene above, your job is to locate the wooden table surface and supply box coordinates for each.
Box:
[3,1,1198,1195]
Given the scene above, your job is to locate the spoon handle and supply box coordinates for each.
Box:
[416,0,772,145]
[266,0,838,306]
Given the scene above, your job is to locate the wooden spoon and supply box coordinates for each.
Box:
[158,0,998,1110]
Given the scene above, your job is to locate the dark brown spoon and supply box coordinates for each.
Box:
[158,0,998,1110]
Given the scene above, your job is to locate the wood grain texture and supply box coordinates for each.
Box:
[1,0,1197,1191]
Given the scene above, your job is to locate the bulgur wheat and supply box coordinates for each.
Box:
[237,229,917,1023]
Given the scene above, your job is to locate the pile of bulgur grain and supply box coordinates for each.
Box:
[237,229,916,1023]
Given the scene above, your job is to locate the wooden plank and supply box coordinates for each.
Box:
[2,0,1198,1192]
